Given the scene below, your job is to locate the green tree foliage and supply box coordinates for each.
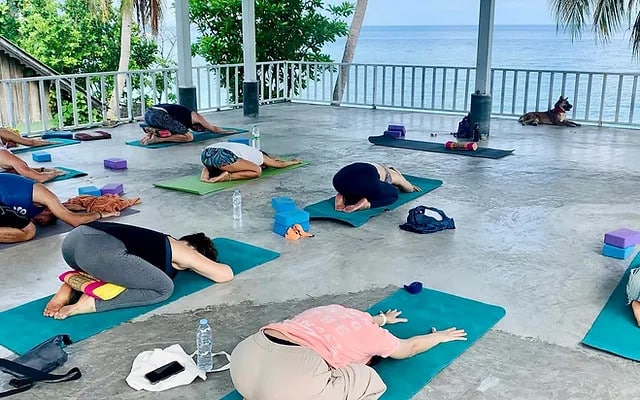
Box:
[190,0,354,98]
[3,0,158,74]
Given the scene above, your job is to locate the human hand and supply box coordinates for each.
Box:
[381,309,408,325]
[429,327,467,343]
[334,193,346,211]
[285,159,302,166]
[412,185,422,192]
[99,210,121,219]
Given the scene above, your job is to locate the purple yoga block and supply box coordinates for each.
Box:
[104,158,127,170]
[604,228,640,248]
[387,124,406,134]
[384,130,405,139]
[100,183,124,195]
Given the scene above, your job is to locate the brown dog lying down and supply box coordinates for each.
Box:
[519,96,581,127]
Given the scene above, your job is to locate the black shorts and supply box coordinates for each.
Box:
[0,204,31,229]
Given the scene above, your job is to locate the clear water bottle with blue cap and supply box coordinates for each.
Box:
[196,318,214,372]
[251,125,261,150]
[232,189,242,220]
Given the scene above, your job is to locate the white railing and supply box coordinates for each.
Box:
[2,60,640,134]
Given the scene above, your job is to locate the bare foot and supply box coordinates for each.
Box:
[139,132,153,145]
[144,135,160,145]
[54,293,96,319]
[43,283,74,317]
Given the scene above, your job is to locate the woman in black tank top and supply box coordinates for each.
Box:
[43,222,234,319]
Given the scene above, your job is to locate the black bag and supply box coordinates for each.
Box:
[399,206,456,234]
[453,113,472,139]
[0,335,81,397]
[0,205,31,230]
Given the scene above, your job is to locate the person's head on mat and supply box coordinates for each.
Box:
[140,103,233,145]
[43,221,234,320]
[332,162,422,213]
[627,268,640,326]
[0,174,120,244]
[229,305,466,400]
[200,142,301,183]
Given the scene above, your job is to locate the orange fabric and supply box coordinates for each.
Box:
[63,194,141,213]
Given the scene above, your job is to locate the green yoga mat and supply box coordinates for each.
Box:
[368,135,514,159]
[582,251,640,360]
[47,167,88,182]
[303,176,442,227]
[221,287,505,400]
[154,162,308,195]
[11,138,81,154]
[126,128,248,148]
[0,238,279,355]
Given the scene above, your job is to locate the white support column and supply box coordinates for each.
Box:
[475,0,495,94]
[241,0,259,116]
[175,0,196,110]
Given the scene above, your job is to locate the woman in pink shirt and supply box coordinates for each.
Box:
[230,304,466,400]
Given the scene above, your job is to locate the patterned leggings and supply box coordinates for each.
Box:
[144,108,189,134]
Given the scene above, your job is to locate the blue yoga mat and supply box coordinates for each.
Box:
[126,128,248,148]
[582,251,640,360]
[0,238,279,355]
[11,138,81,154]
[221,288,505,400]
[303,176,443,227]
[47,167,88,182]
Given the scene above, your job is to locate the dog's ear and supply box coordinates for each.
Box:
[558,95,565,101]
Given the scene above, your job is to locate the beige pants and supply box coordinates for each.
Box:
[230,331,387,400]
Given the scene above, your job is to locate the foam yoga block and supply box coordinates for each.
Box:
[384,130,405,139]
[104,158,127,170]
[602,243,635,259]
[388,124,406,134]
[228,138,250,146]
[604,228,640,248]
[271,197,297,213]
[78,186,102,196]
[275,209,309,227]
[42,131,73,139]
[100,183,124,195]
[32,152,51,162]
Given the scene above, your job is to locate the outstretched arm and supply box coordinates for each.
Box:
[0,151,63,182]
[31,183,119,226]
[390,327,467,359]
[169,238,234,282]
[191,112,233,134]
[262,155,302,169]
[0,129,51,147]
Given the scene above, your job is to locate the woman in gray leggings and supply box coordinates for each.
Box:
[43,221,234,319]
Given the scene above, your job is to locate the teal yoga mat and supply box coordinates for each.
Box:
[47,167,88,182]
[126,128,248,148]
[221,287,505,400]
[368,135,514,159]
[11,138,81,154]
[582,251,640,360]
[303,176,443,227]
[0,238,279,355]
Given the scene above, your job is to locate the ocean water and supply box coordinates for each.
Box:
[322,25,640,72]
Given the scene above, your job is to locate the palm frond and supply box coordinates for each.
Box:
[548,0,591,40]
[630,8,640,57]
[592,0,626,40]
[133,0,163,36]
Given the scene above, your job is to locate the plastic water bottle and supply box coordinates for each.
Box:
[251,125,261,150]
[196,319,214,372]
[232,189,242,220]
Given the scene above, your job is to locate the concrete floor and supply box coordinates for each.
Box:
[1,102,640,399]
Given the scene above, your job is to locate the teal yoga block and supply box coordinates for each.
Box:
[275,209,309,227]
[228,138,250,146]
[32,151,51,162]
[273,221,311,237]
[602,243,635,259]
[271,197,297,212]
[78,186,102,196]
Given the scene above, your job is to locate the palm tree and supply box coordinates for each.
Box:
[550,0,640,56]
[332,0,367,105]
[106,0,163,122]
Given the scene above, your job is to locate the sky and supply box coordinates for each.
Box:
[324,0,556,26]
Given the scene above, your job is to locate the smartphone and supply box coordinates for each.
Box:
[144,361,185,384]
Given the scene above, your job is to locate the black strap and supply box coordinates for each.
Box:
[0,359,81,398]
